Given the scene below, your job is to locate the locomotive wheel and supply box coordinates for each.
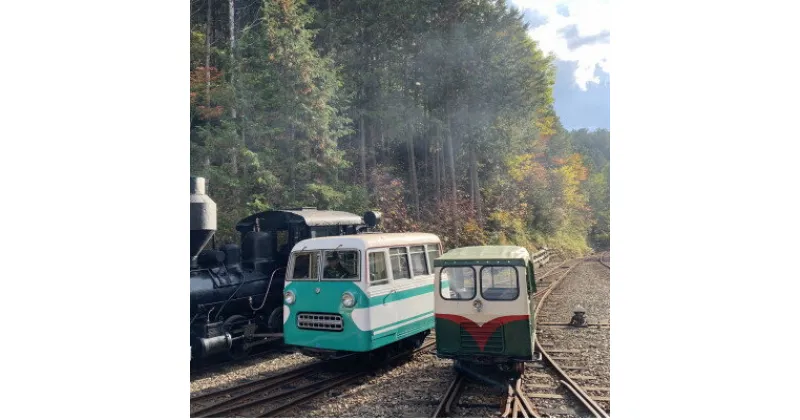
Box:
[411,331,427,349]
[223,315,252,360]
[514,362,525,375]
[267,306,283,333]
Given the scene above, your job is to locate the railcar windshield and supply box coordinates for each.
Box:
[480,266,520,300]
[321,250,360,280]
[290,251,319,280]
[439,266,476,300]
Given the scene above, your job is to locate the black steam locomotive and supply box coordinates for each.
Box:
[190,177,380,360]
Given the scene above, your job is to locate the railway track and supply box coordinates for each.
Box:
[430,258,571,419]
[598,252,610,269]
[501,378,540,418]
[529,258,610,418]
[191,339,436,418]
[431,372,466,417]
[190,337,284,379]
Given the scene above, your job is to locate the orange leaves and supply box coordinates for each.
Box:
[190,66,224,88]
[190,66,226,121]
[565,153,589,181]
[507,153,548,186]
[196,105,225,120]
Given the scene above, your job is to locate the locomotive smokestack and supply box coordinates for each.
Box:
[190,176,217,261]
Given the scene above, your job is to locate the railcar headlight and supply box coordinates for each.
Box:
[341,292,356,308]
[284,290,296,305]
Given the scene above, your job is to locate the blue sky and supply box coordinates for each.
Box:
[511,0,610,130]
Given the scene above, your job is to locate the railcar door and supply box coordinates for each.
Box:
[526,260,537,353]
[473,265,530,357]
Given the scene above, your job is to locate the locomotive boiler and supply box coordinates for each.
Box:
[190,176,380,360]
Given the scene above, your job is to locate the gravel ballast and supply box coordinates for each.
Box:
[529,255,611,416]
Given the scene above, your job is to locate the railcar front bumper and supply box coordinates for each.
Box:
[436,351,538,364]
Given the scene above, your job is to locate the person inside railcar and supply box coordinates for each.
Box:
[323,251,354,278]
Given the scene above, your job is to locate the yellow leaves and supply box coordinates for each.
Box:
[553,153,589,209]
[506,153,548,188]
[507,153,535,182]
[462,219,488,246]
[489,210,513,226]
[534,106,557,138]
[566,153,589,181]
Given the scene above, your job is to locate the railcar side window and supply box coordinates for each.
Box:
[369,252,389,285]
[389,247,411,280]
[291,252,318,280]
[439,266,476,300]
[480,266,519,300]
[322,250,360,280]
[426,243,440,273]
[409,246,429,276]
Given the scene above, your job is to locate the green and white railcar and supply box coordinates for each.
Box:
[433,246,538,371]
[282,233,442,357]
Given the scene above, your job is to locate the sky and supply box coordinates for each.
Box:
[510,0,610,130]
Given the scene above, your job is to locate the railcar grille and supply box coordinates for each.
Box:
[297,313,344,331]
[460,324,505,353]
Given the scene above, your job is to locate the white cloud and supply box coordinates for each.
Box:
[512,0,610,90]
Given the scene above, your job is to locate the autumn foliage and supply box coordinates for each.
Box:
[189,1,610,255]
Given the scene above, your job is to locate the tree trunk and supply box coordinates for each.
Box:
[445,112,457,214]
[231,147,238,175]
[380,124,386,166]
[359,115,366,186]
[368,121,377,191]
[229,0,237,119]
[423,121,430,200]
[205,0,212,107]
[290,123,296,203]
[469,146,482,222]
[469,148,475,209]
[229,0,235,49]
[440,142,445,202]
[433,127,441,201]
[408,124,420,220]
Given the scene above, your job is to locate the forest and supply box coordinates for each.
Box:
[190,0,610,255]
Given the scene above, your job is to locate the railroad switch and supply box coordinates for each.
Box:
[569,306,588,327]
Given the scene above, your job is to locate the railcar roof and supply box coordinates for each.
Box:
[291,232,441,251]
[434,245,530,266]
[236,208,364,228]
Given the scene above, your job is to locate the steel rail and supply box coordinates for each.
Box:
[513,378,540,418]
[190,339,284,377]
[598,252,610,269]
[190,362,323,416]
[431,373,466,418]
[197,340,436,418]
[501,378,540,418]
[261,340,437,418]
[532,259,610,418]
[191,360,325,404]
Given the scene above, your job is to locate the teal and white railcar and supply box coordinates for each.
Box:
[282,233,442,357]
